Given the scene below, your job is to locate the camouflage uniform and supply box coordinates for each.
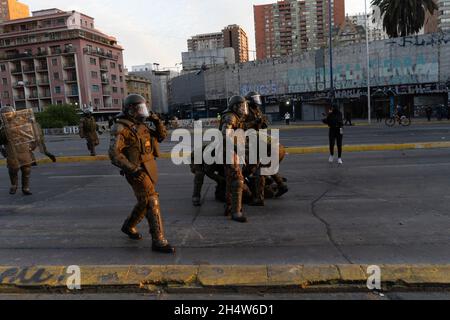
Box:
[79,114,99,156]
[220,108,247,223]
[109,114,173,250]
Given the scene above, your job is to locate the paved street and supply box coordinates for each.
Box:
[2,121,448,159]
[0,146,449,266]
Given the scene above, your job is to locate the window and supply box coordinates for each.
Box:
[2,78,7,85]
[52,58,58,66]
[91,71,98,78]
[119,76,123,82]
[57,100,63,105]
[121,88,124,94]
[112,87,118,93]
[111,74,117,81]
[0,65,5,72]
[92,85,100,92]
[90,58,96,65]
[110,62,116,69]
[3,91,9,98]
[53,72,59,80]
[55,86,61,94]
[113,99,119,105]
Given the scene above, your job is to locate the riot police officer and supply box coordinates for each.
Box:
[0,106,35,195]
[79,107,100,156]
[109,94,175,254]
[220,95,249,223]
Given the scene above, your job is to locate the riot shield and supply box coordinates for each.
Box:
[0,108,39,166]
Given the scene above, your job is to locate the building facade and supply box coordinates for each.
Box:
[186,24,249,67]
[0,0,29,22]
[170,32,450,121]
[437,0,450,31]
[334,17,366,47]
[222,24,249,63]
[348,9,388,42]
[254,0,345,60]
[181,48,235,72]
[0,8,125,113]
[125,74,152,109]
[129,67,179,114]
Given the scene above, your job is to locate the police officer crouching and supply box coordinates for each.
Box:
[109,94,175,254]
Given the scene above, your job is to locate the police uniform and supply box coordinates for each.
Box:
[79,114,99,156]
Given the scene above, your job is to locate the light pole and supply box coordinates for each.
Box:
[365,0,372,124]
[328,0,334,102]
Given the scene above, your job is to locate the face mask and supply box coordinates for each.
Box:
[251,95,262,106]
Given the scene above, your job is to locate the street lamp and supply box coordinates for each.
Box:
[365,0,372,124]
[328,0,334,103]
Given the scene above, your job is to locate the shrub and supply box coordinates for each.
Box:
[35,104,80,129]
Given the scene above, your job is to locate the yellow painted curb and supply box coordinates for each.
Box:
[0,265,449,293]
[1,141,449,166]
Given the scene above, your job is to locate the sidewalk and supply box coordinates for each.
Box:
[0,265,449,294]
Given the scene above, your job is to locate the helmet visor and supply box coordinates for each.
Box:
[136,103,150,119]
[251,94,262,106]
[237,101,249,117]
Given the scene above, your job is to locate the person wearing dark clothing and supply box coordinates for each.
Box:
[344,111,353,126]
[426,106,433,122]
[376,107,384,123]
[323,106,344,165]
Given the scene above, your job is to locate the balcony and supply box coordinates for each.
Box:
[40,93,51,99]
[23,66,35,73]
[28,94,39,100]
[25,81,37,87]
[63,47,76,55]
[67,91,79,97]
[63,63,76,69]
[101,78,110,85]
[100,64,108,71]
[83,47,119,60]
[64,78,78,84]
[37,80,50,86]
[36,65,48,72]
[102,91,111,96]
[11,68,22,75]
[14,95,26,101]
[13,82,25,88]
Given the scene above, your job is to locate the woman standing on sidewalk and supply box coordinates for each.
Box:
[323,105,344,165]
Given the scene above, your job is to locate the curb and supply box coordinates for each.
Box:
[1,141,449,165]
[0,265,449,294]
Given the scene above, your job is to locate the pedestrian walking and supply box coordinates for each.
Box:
[426,106,433,122]
[344,110,353,126]
[323,105,344,165]
[284,112,291,125]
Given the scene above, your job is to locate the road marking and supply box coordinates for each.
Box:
[356,162,450,170]
[48,175,121,179]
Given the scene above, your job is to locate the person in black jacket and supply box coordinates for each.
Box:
[323,105,344,165]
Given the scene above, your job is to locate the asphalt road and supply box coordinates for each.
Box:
[0,148,449,266]
[2,121,447,159]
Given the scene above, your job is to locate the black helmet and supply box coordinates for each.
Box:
[123,94,149,122]
[228,95,249,119]
[245,91,262,107]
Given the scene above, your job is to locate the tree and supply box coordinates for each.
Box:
[35,104,80,129]
[372,0,438,38]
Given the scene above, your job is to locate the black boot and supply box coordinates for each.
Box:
[9,186,17,195]
[232,211,248,223]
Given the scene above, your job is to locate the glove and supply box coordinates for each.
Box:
[130,169,147,183]
[46,153,57,163]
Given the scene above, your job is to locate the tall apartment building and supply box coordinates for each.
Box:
[348,9,388,42]
[0,0,29,22]
[187,25,249,63]
[436,0,450,31]
[254,0,345,60]
[125,74,152,109]
[222,24,249,63]
[0,8,125,113]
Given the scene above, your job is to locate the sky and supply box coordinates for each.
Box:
[25,0,371,69]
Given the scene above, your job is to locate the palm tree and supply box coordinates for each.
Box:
[371,0,438,38]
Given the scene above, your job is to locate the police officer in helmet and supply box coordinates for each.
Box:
[109,94,175,254]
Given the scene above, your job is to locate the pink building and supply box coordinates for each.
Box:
[0,8,125,114]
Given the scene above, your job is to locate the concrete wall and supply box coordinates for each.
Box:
[197,32,450,100]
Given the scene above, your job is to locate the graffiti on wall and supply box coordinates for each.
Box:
[287,54,439,93]
[240,83,280,96]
